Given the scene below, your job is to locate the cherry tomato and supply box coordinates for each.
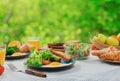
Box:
[42,60,51,65]
[0,65,4,75]
[92,45,99,50]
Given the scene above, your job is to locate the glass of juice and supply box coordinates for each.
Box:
[0,45,6,65]
[28,37,40,51]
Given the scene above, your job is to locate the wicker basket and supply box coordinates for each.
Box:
[92,39,120,50]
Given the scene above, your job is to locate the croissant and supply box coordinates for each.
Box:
[92,47,112,57]
[92,46,119,57]
[100,51,120,61]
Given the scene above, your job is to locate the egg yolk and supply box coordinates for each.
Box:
[49,62,61,66]
[12,52,24,56]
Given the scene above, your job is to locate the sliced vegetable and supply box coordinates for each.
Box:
[92,45,99,50]
[0,65,4,75]
[42,60,51,65]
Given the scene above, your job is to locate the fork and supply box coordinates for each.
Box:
[7,63,47,78]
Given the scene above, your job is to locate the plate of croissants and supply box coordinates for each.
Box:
[92,46,120,63]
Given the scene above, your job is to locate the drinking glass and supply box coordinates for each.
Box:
[28,37,40,51]
[0,45,6,65]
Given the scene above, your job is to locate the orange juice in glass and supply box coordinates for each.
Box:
[28,37,40,51]
[0,46,6,65]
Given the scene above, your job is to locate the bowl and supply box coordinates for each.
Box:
[64,43,91,60]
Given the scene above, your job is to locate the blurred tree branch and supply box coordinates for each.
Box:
[4,8,13,25]
[4,0,19,25]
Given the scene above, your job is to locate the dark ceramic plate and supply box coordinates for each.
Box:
[6,52,30,60]
[100,58,120,63]
[27,59,75,70]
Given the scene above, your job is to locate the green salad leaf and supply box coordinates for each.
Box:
[6,46,19,56]
[25,49,60,67]
[40,50,52,60]
[25,53,42,67]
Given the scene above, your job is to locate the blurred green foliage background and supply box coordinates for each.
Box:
[0,0,120,45]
